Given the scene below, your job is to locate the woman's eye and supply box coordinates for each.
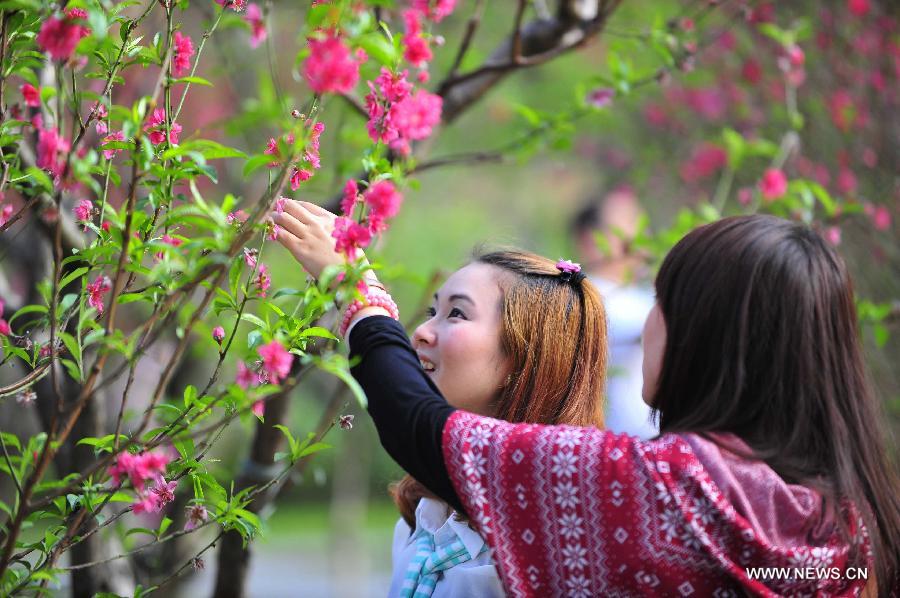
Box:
[448,307,466,319]
[425,307,436,318]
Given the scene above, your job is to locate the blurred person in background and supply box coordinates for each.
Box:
[571,186,658,439]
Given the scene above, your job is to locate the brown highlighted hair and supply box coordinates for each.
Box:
[392,248,609,526]
[651,215,900,594]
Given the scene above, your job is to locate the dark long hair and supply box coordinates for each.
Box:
[392,248,608,526]
[651,215,900,592]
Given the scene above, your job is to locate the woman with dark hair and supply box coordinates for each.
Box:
[277,207,900,596]
[274,201,608,596]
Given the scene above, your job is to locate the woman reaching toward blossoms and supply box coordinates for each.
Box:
[279,208,900,596]
[273,200,609,597]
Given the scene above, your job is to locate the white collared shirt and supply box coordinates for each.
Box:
[387,497,506,598]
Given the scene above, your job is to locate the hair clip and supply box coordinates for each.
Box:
[556,259,586,284]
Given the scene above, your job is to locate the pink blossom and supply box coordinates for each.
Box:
[373,68,412,104]
[86,275,112,313]
[1,202,15,228]
[0,299,9,336]
[364,181,403,232]
[679,144,726,183]
[94,104,108,136]
[872,206,891,231]
[236,361,258,389]
[824,226,842,246]
[243,247,258,269]
[255,263,271,297]
[108,449,171,491]
[586,88,615,109]
[212,326,226,344]
[252,400,265,418]
[155,234,183,260]
[836,167,857,195]
[245,4,267,48]
[741,59,763,85]
[172,31,195,78]
[828,89,856,132]
[332,216,372,260]
[785,45,805,67]
[685,88,726,121]
[737,187,753,206]
[150,476,178,509]
[215,0,247,10]
[412,0,456,22]
[340,179,360,216]
[144,109,182,145]
[131,494,159,515]
[847,0,870,17]
[759,168,788,200]
[258,340,293,384]
[267,222,281,241]
[184,504,209,531]
[73,199,94,222]
[227,209,249,225]
[391,89,442,141]
[274,197,287,214]
[36,11,90,61]
[403,10,432,67]
[303,35,360,95]
[21,83,40,107]
[36,127,70,178]
[290,168,312,190]
[264,137,281,167]
[102,131,125,160]
[304,149,321,170]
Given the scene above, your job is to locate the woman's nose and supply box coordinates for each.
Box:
[412,319,436,347]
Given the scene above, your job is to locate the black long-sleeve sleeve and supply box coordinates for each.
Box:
[348,315,463,512]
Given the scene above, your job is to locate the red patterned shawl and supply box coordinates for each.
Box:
[442,410,871,597]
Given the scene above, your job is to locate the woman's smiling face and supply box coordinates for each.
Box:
[411,263,512,416]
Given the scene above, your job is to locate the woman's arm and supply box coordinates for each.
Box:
[272,200,462,508]
[348,315,463,512]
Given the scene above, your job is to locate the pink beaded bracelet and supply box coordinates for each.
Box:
[339,287,400,337]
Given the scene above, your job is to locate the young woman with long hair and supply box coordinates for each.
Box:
[273,202,609,597]
[277,207,900,596]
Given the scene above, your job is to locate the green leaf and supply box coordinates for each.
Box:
[356,32,398,66]
[26,166,53,192]
[158,516,172,538]
[174,437,194,460]
[59,267,89,291]
[242,154,272,177]
[162,139,247,161]
[125,527,156,538]
[298,327,338,341]
[0,432,21,452]
[8,304,48,325]
[60,358,83,383]
[297,442,331,459]
[59,332,81,365]
[240,313,267,329]
[173,76,213,86]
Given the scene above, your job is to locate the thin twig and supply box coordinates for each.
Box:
[448,0,486,77]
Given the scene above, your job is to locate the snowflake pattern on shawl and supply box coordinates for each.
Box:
[442,411,871,597]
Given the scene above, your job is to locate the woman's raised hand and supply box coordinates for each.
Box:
[272,200,347,280]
